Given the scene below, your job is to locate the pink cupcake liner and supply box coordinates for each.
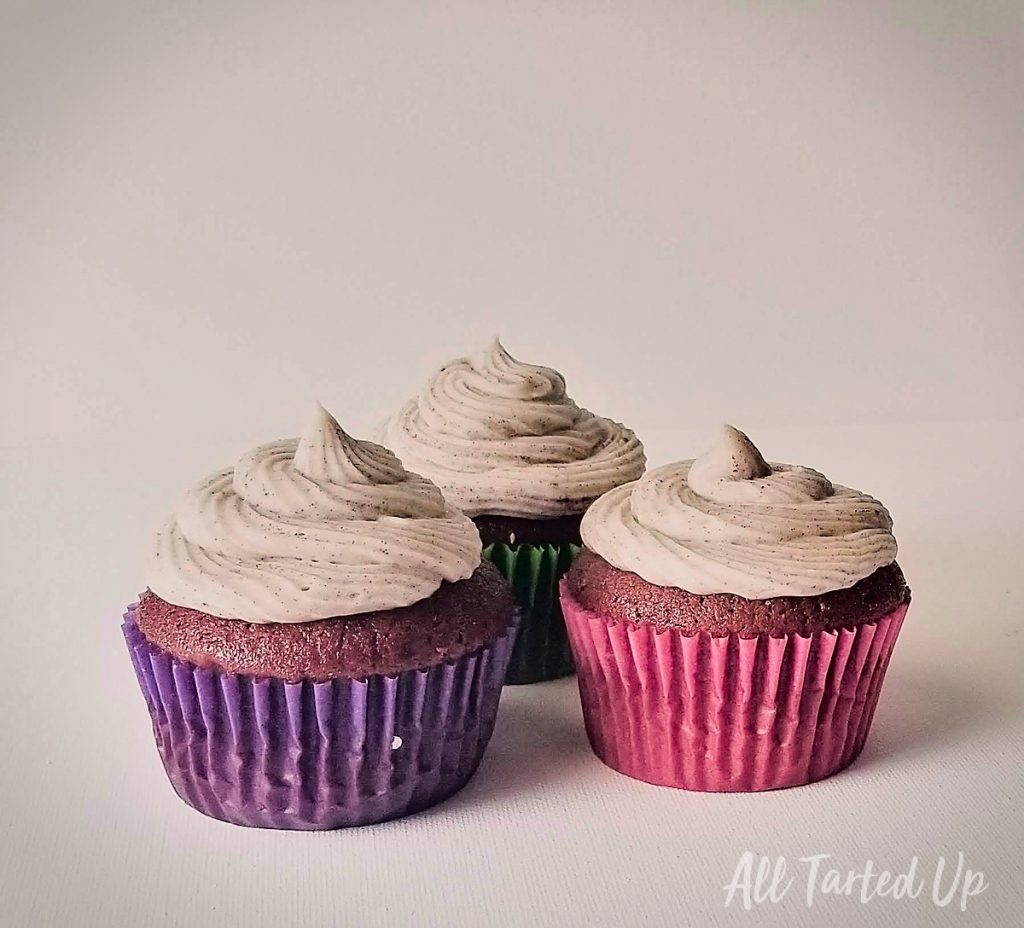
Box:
[560,583,909,792]
[123,606,518,829]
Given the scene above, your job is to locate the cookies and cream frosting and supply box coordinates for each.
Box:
[145,404,481,622]
[581,425,897,599]
[379,339,646,517]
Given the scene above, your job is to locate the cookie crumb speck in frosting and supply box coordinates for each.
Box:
[379,338,646,517]
[145,403,481,622]
[581,425,898,598]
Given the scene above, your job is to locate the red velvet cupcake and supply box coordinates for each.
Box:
[125,405,517,829]
[560,425,910,792]
[380,338,645,683]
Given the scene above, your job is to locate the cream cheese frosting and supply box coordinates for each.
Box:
[145,404,481,622]
[379,339,646,517]
[581,425,897,598]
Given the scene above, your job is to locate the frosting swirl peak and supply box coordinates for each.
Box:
[146,405,481,622]
[380,339,646,517]
[582,425,897,598]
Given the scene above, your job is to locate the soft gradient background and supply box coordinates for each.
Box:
[2,2,1022,927]
[3,0,1022,450]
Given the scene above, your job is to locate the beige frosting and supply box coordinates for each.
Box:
[581,425,897,598]
[379,339,646,517]
[145,405,481,622]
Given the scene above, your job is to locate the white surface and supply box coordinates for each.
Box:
[2,2,1023,926]
[2,421,1022,927]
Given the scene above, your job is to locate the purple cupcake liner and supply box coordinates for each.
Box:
[123,606,517,829]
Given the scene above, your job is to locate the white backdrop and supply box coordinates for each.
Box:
[2,2,1023,927]
[3,0,1022,450]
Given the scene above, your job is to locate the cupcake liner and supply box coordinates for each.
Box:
[123,606,517,829]
[560,583,909,792]
[484,542,580,684]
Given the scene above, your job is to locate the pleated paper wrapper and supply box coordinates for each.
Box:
[484,542,580,684]
[560,583,909,792]
[123,606,517,829]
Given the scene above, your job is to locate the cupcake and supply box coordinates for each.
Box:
[560,425,910,792]
[124,404,518,829]
[380,339,645,684]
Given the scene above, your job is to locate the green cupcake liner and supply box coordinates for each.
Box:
[483,541,581,684]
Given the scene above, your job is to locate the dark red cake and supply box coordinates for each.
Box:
[473,513,583,548]
[136,561,516,681]
[566,547,909,638]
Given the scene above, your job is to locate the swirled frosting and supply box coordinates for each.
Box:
[581,425,897,598]
[145,405,481,622]
[379,339,646,517]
